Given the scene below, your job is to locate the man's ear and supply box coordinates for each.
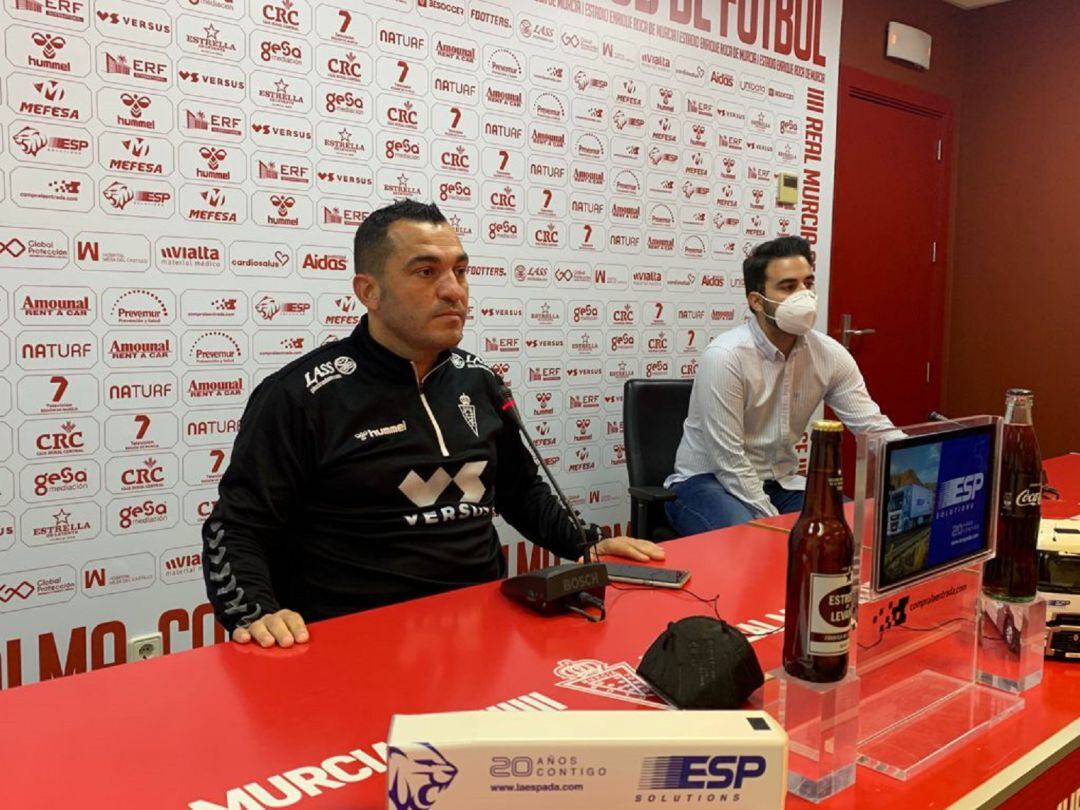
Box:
[353,273,379,311]
[747,291,762,314]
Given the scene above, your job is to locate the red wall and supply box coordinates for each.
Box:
[839,0,966,101]
[837,0,1077,457]
[947,0,1080,458]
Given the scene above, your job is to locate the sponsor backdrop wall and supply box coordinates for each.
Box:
[0,0,842,687]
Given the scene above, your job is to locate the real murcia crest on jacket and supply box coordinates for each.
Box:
[458,393,478,436]
[305,355,356,393]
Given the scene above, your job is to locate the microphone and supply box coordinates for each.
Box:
[496,382,609,621]
[497,383,598,561]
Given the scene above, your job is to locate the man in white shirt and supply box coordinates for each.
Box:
[664,236,895,534]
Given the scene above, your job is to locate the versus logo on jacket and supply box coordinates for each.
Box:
[399,461,492,526]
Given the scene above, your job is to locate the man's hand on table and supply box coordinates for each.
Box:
[589,536,666,563]
[232,609,309,647]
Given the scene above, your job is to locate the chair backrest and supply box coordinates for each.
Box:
[623,378,694,488]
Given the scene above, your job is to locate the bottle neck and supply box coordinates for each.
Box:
[1005,398,1034,426]
[802,433,845,518]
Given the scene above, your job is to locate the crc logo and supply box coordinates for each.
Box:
[385,99,420,129]
[487,185,517,211]
[610,303,636,324]
[261,0,305,32]
[327,51,365,80]
[534,223,560,246]
[440,144,471,171]
[35,420,85,453]
[121,457,165,487]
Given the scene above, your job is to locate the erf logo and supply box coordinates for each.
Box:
[639,756,767,791]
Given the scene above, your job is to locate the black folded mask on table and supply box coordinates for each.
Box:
[636,616,765,709]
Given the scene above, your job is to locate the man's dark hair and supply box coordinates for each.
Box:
[353,199,448,277]
[742,236,814,296]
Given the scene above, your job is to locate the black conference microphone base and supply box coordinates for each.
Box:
[501,562,610,622]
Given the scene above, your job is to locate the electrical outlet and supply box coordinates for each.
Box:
[128,633,164,661]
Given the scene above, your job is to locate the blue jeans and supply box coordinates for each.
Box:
[665,474,805,536]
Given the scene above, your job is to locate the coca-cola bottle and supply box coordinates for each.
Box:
[783,420,855,682]
[983,389,1043,601]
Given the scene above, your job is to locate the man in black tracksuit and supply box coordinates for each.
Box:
[203,201,663,647]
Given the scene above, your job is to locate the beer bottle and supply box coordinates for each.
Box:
[783,420,855,682]
[983,389,1042,601]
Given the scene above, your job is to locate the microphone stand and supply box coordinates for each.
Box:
[496,383,609,621]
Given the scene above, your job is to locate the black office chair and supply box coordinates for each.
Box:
[623,378,694,541]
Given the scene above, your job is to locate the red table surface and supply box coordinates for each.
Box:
[0,457,1078,809]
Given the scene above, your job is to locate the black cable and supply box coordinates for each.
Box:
[857,616,970,651]
[608,581,723,621]
[607,582,789,639]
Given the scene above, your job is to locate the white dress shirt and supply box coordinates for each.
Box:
[665,317,895,517]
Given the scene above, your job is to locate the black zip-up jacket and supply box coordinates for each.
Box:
[202,316,589,633]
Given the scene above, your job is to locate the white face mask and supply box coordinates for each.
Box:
[757,289,818,336]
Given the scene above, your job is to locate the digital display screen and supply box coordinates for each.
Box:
[877,425,997,590]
